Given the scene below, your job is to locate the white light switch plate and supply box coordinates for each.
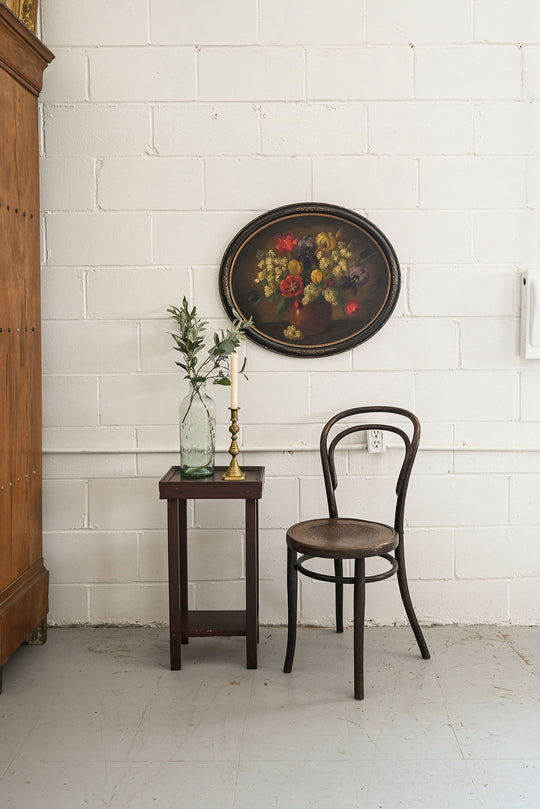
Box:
[520,270,540,359]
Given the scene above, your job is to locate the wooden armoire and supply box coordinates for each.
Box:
[0,6,53,692]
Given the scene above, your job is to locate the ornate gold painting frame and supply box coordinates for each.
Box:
[2,0,38,33]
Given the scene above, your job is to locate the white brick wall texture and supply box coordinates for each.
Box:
[38,0,540,627]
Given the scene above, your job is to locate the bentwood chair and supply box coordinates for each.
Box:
[283,406,430,699]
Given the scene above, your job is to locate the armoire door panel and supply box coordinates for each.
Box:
[0,337,12,593]
[0,5,53,691]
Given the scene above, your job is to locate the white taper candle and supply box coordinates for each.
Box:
[230,351,238,409]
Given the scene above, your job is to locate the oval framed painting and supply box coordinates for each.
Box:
[219,202,400,358]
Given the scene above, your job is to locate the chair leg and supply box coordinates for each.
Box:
[334,559,344,633]
[283,545,298,673]
[396,543,430,660]
[353,558,366,700]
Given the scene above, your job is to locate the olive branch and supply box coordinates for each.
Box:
[167,297,252,389]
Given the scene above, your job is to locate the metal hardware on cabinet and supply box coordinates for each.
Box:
[0,204,34,218]
[1,474,35,488]
[0,326,37,333]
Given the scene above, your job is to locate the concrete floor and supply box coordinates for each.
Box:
[0,625,539,808]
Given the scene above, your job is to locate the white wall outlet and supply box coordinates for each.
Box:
[367,429,385,453]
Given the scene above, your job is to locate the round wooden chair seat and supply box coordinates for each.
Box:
[286,518,398,560]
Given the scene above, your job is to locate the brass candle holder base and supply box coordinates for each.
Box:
[223,407,246,481]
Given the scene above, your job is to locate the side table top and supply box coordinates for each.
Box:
[159,466,265,499]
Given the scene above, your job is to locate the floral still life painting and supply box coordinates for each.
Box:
[219,203,400,357]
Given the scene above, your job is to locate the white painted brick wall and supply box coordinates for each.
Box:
[86,267,190,320]
[313,157,417,210]
[40,157,95,210]
[42,321,139,374]
[366,0,472,43]
[38,0,540,628]
[414,46,521,100]
[475,0,540,44]
[259,0,366,45]
[89,48,196,102]
[199,48,305,102]
[149,0,257,46]
[42,376,99,427]
[47,212,152,265]
[475,103,540,155]
[307,47,413,100]
[41,267,85,319]
[98,157,203,211]
[154,104,259,156]
[42,0,148,47]
[205,157,311,211]
[262,102,369,156]
[39,50,86,102]
[368,102,473,155]
[44,105,151,157]
[419,158,526,209]
[152,211,249,264]
[523,48,540,99]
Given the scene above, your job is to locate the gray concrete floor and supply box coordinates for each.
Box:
[0,625,539,808]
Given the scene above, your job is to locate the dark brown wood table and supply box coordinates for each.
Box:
[159,466,265,670]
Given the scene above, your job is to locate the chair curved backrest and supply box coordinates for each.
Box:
[320,406,421,533]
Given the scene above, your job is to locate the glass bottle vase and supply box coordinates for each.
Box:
[179,381,216,478]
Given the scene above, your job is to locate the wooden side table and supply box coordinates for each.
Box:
[159,466,265,670]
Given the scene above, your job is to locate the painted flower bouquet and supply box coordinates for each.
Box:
[251,229,375,341]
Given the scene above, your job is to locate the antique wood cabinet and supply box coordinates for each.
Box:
[0,6,53,692]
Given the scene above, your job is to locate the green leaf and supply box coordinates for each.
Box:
[219,339,236,354]
[334,289,346,312]
[214,377,231,386]
[275,296,290,317]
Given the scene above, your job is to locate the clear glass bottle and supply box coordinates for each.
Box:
[179,381,216,478]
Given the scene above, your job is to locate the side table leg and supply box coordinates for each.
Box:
[245,498,258,669]
[179,499,189,644]
[167,498,182,670]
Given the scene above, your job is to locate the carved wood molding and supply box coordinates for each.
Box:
[0,4,53,95]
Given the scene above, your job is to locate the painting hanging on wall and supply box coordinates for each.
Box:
[219,202,401,358]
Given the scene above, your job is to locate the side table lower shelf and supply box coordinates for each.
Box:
[181,610,247,638]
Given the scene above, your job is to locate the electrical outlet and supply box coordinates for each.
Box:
[367,429,385,453]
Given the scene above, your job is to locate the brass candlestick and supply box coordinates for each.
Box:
[222,407,246,480]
